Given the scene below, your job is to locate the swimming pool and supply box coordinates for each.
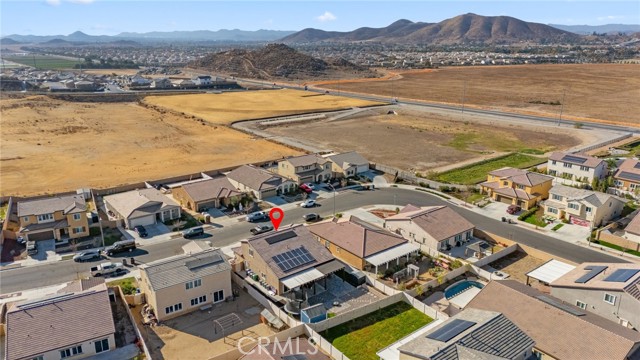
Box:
[444,280,484,299]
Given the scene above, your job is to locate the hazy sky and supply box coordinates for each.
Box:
[2,0,639,35]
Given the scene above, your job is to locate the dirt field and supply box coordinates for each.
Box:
[143,89,383,125]
[317,64,640,124]
[486,251,546,284]
[262,107,582,171]
[0,96,302,196]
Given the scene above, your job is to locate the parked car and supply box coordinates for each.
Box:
[299,184,313,193]
[90,262,125,277]
[300,199,316,208]
[104,240,136,256]
[250,225,273,235]
[303,213,321,222]
[134,225,148,238]
[26,241,37,256]
[506,205,521,215]
[73,249,101,262]
[303,183,315,190]
[183,226,204,238]
[246,211,268,222]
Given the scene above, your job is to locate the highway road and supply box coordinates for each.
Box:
[0,187,627,295]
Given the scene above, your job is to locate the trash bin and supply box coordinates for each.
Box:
[122,259,127,266]
[501,217,506,222]
[130,257,135,265]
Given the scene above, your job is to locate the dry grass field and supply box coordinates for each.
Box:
[263,108,582,172]
[143,89,383,125]
[0,96,302,196]
[318,64,640,124]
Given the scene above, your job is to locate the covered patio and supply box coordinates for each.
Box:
[365,243,420,274]
[526,259,576,286]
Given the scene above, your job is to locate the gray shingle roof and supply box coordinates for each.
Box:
[141,248,230,291]
[386,205,475,242]
[104,188,179,219]
[5,283,115,360]
[17,194,86,217]
[285,154,329,168]
[227,164,286,191]
[327,151,369,169]
[549,184,625,207]
[398,309,534,360]
[182,177,242,202]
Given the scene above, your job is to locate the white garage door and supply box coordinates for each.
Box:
[129,215,156,227]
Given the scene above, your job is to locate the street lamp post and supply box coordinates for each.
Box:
[326,183,337,217]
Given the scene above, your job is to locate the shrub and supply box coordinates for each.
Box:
[518,206,539,221]
[120,282,136,295]
[335,213,343,218]
[418,182,430,189]
[450,259,464,270]
[574,122,583,129]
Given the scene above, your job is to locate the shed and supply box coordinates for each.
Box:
[300,303,327,324]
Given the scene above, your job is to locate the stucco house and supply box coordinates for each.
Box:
[138,248,232,321]
[104,188,181,228]
[542,184,625,227]
[172,177,243,212]
[17,194,89,242]
[549,262,640,331]
[480,167,553,210]
[547,152,606,186]
[325,151,369,178]
[277,154,332,184]
[4,282,116,360]
[383,204,475,252]
[226,164,295,200]
[613,158,640,196]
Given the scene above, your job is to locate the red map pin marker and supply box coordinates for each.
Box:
[269,208,284,231]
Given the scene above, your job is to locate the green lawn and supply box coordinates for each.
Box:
[107,277,138,295]
[551,223,564,231]
[594,240,640,257]
[522,214,548,228]
[432,153,546,185]
[321,302,433,360]
[2,55,81,69]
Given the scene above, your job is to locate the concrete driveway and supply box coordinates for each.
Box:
[125,223,170,241]
[480,202,519,221]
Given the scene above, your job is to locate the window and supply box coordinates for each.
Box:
[37,213,53,222]
[615,180,623,187]
[454,234,462,242]
[72,226,85,234]
[551,160,557,165]
[549,170,557,176]
[568,203,579,210]
[604,293,616,305]
[585,207,592,213]
[94,338,110,353]
[466,231,472,240]
[516,184,525,190]
[191,295,207,306]
[533,349,543,360]
[552,194,562,201]
[631,183,638,190]
[547,207,558,214]
[214,290,224,303]
[580,165,589,171]
[409,232,415,239]
[165,303,183,314]
[502,181,509,186]
[73,213,81,221]
[186,279,202,290]
[60,346,83,358]
[248,249,254,257]
[32,356,44,360]
[563,163,572,168]
[576,300,587,310]
[23,216,29,222]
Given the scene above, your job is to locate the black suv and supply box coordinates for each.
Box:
[182,226,204,238]
[104,240,136,256]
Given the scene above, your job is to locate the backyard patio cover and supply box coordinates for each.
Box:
[365,243,420,267]
[282,267,325,289]
[526,259,576,285]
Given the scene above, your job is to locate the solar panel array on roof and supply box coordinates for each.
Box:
[619,171,640,182]
[426,319,476,342]
[265,231,297,245]
[604,269,640,282]
[186,254,223,270]
[562,155,587,164]
[634,163,640,169]
[272,246,315,272]
[536,295,586,316]
[575,265,608,284]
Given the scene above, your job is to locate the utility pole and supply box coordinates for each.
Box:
[557,88,566,126]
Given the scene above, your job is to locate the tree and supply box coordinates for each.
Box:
[415,285,425,298]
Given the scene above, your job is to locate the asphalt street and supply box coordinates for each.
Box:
[0,187,627,295]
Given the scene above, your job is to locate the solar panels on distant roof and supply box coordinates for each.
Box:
[561,155,587,164]
[265,231,297,245]
[186,254,223,270]
[604,269,640,282]
[619,171,640,182]
[426,319,476,343]
[634,163,640,169]
[575,265,608,284]
[273,246,316,272]
[536,295,585,316]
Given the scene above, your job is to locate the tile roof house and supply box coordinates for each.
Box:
[614,158,640,196]
[325,151,370,178]
[480,167,553,210]
[308,216,418,272]
[397,308,535,360]
[547,152,607,186]
[226,164,295,200]
[104,188,181,228]
[172,177,243,212]
[139,248,232,321]
[467,280,640,360]
[543,184,626,227]
[277,154,332,184]
[549,262,640,331]
[384,205,475,252]
[17,194,89,242]
[239,224,343,296]
[4,283,117,360]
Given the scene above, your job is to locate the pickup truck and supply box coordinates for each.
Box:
[90,262,125,277]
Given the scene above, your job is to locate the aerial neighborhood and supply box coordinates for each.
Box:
[1,5,640,360]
